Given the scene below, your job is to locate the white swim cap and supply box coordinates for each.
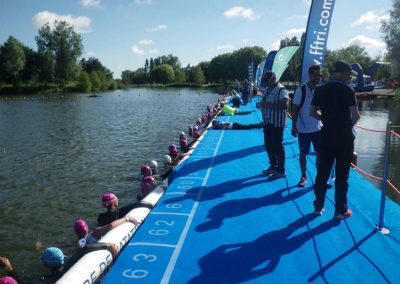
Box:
[149,160,158,168]
[163,155,172,164]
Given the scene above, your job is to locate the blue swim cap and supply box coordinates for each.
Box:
[41,247,64,268]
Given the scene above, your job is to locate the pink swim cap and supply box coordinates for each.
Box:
[169,147,178,156]
[193,130,200,139]
[180,139,188,147]
[74,219,89,238]
[168,144,177,151]
[0,277,17,284]
[141,165,151,175]
[102,192,118,208]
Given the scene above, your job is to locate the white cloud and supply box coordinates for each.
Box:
[131,45,145,55]
[80,0,101,7]
[224,6,260,21]
[284,28,306,37]
[345,35,386,48]
[351,10,389,31]
[131,44,159,56]
[271,40,280,50]
[138,39,153,45]
[32,11,92,33]
[147,24,167,32]
[135,0,152,4]
[303,0,312,6]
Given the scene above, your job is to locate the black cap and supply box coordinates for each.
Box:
[333,60,356,75]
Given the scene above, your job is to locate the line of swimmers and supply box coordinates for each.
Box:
[0,95,230,284]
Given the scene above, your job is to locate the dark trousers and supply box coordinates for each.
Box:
[313,126,354,215]
[242,92,249,105]
[263,124,285,173]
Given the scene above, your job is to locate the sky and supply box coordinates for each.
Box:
[0,0,393,78]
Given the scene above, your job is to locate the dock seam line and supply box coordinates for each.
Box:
[160,131,225,284]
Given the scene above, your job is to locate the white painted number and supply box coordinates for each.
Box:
[166,203,182,209]
[148,229,169,235]
[133,254,157,263]
[123,269,148,279]
[155,220,175,226]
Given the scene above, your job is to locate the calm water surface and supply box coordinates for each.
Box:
[0,88,219,276]
[0,89,399,277]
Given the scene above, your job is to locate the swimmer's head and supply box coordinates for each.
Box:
[141,165,151,175]
[149,160,158,170]
[163,155,172,164]
[41,247,64,268]
[74,219,89,238]
[102,192,118,208]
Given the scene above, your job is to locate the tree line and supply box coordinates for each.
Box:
[0,21,117,93]
[1,0,399,94]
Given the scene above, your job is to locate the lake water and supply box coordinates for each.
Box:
[0,88,399,278]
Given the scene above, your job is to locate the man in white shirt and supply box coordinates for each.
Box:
[291,64,323,187]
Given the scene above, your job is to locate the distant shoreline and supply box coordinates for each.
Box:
[0,82,226,96]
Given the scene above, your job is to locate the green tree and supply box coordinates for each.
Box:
[174,68,186,83]
[37,51,54,85]
[36,21,83,87]
[80,57,113,80]
[381,0,400,78]
[21,46,39,87]
[90,71,101,91]
[324,45,372,74]
[77,70,92,92]
[151,64,174,84]
[0,36,26,88]
[188,65,205,84]
[121,70,132,85]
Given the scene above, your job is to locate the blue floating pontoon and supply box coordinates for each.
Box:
[102,99,400,283]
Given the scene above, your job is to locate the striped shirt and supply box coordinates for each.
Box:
[261,83,289,127]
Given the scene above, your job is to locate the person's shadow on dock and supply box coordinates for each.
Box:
[174,144,265,178]
[164,174,267,205]
[196,185,312,232]
[189,214,339,284]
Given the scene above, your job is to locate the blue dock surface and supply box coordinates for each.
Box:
[102,100,400,283]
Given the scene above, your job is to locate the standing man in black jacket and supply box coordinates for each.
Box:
[310,60,360,220]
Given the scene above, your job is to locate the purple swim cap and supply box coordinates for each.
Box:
[102,192,118,208]
[180,139,188,147]
[0,277,17,284]
[168,144,177,151]
[74,219,89,238]
[141,165,151,175]
[169,147,178,156]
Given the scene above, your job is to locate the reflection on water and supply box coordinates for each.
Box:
[0,88,219,276]
[355,98,400,204]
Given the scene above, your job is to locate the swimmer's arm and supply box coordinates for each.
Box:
[309,105,321,120]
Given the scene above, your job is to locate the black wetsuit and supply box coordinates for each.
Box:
[97,202,153,226]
